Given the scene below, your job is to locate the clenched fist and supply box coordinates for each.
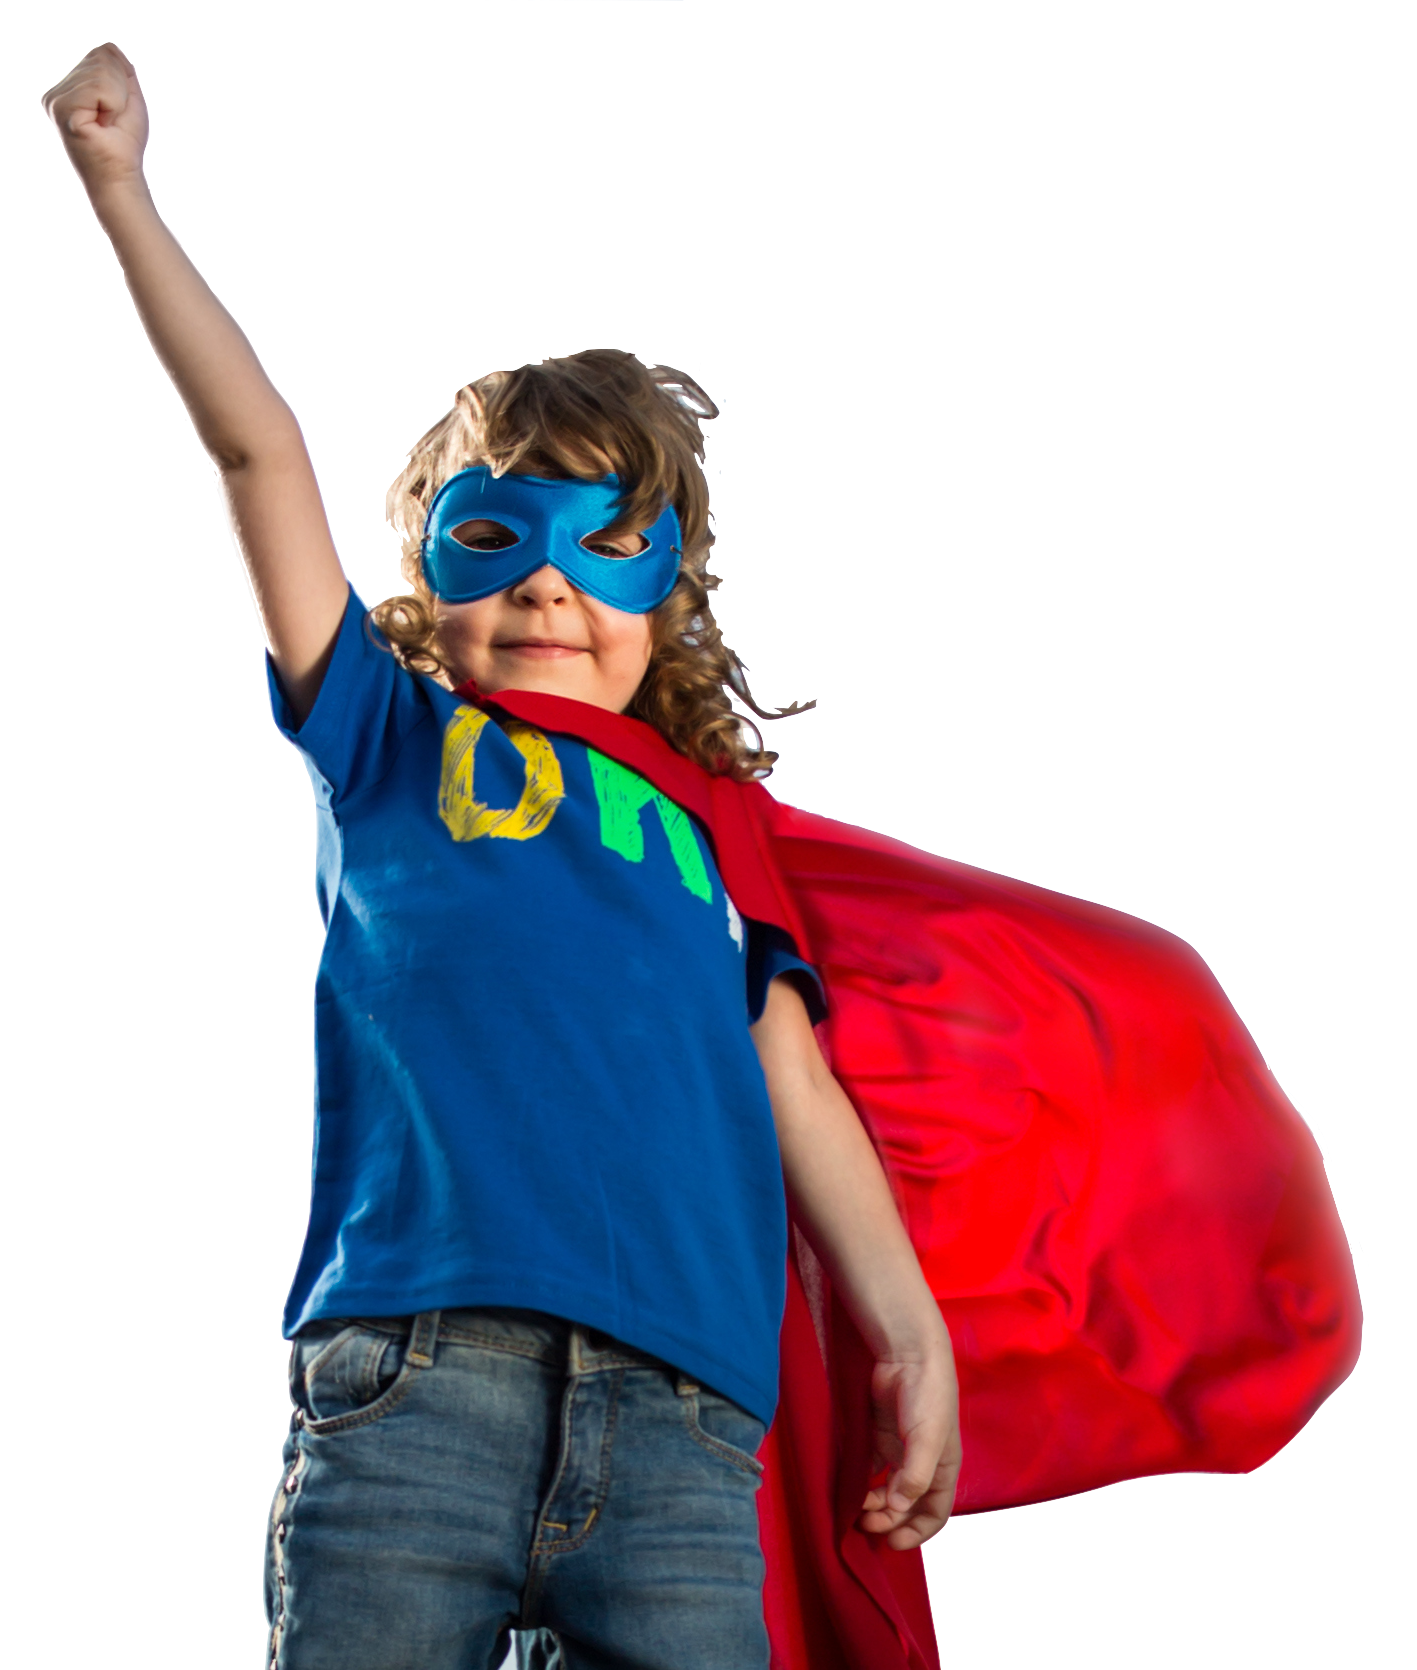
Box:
[43,42,148,195]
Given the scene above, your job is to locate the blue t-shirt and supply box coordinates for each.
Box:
[270,590,821,1424]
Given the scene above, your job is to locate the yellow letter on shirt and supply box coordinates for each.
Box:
[439,707,564,842]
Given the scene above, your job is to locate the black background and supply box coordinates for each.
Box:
[27,19,1388,1663]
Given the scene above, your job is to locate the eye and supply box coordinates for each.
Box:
[451,520,520,551]
[581,528,649,560]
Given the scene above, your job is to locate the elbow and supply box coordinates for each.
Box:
[207,406,305,477]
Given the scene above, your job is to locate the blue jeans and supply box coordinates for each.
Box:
[265,1309,770,1670]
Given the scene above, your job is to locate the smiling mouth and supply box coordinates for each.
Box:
[494,639,589,658]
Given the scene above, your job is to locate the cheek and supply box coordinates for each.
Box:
[436,599,500,652]
[611,617,654,670]
[584,599,653,668]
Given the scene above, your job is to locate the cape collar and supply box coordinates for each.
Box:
[451,680,807,949]
[453,682,713,817]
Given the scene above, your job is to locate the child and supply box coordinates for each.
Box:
[46,39,1360,1670]
[45,42,961,1670]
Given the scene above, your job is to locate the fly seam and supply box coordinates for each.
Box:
[540,1366,622,1552]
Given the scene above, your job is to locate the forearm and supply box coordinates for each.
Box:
[755,978,961,1544]
[88,175,300,470]
[781,1066,945,1352]
[755,983,947,1358]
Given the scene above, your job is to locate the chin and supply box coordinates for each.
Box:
[485,668,589,701]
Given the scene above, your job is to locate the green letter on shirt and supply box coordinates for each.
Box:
[588,751,712,903]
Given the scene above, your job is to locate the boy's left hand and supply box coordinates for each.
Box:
[858,1339,962,1549]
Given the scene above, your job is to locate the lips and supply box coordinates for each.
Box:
[494,639,588,658]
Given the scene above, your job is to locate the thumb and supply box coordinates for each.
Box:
[884,1418,944,1513]
[885,1473,929,1514]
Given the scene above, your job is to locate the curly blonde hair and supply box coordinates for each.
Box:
[375,349,809,779]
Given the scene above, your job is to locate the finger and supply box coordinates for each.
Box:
[884,1413,950,1516]
[881,1500,950,1551]
[860,1435,962,1534]
[857,1477,942,1528]
[860,1417,943,1517]
[858,1506,942,1541]
[42,44,126,122]
[863,1455,901,1506]
[860,1472,958,1546]
[104,42,143,105]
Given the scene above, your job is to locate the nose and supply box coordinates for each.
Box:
[512,565,571,606]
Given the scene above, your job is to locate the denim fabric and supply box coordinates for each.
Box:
[265,1309,770,1670]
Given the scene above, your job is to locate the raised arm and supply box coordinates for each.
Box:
[43,43,348,721]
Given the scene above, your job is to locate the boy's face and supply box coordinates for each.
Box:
[435,519,654,712]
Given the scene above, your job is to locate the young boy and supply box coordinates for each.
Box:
[47,35,1367,1670]
[44,42,961,1670]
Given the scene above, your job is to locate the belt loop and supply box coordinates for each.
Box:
[407,1310,441,1368]
[567,1324,586,1376]
[675,1373,699,1397]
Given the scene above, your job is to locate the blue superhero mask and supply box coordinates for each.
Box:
[421,467,682,613]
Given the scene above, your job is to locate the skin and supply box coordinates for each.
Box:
[438,519,654,710]
[44,42,962,1548]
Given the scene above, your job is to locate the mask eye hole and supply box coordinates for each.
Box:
[451,520,521,551]
[581,528,649,560]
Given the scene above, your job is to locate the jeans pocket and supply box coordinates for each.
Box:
[292,1321,410,1433]
[684,1386,766,1477]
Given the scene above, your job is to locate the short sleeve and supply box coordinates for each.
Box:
[268,587,431,806]
[746,920,827,1026]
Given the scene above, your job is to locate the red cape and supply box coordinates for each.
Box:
[468,686,1361,1670]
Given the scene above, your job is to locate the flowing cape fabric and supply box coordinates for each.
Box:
[467,687,1361,1670]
